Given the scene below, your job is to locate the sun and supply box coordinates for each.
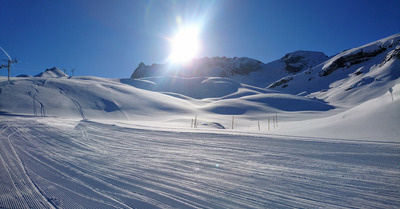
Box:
[168,26,200,63]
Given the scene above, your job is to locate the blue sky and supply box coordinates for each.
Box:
[1,0,399,78]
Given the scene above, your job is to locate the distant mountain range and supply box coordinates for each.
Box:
[131,51,329,88]
[131,33,400,106]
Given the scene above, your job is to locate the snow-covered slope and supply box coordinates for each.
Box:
[0,76,193,119]
[0,76,333,121]
[278,82,400,141]
[268,33,400,106]
[131,51,328,88]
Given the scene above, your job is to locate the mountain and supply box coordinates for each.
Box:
[131,51,328,88]
[231,51,328,87]
[268,33,400,106]
[34,67,68,78]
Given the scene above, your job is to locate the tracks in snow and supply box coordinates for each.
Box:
[0,123,54,208]
[27,80,47,117]
[59,89,86,119]
[1,118,399,208]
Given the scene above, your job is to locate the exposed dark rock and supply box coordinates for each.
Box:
[380,45,400,67]
[268,76,293,88]
[281,51,328,73]
[319,46,387,77]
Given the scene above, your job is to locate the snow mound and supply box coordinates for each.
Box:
[122,76,333,115]
[122,76,242,99]
[34,67,68,78]
[202,95,333,115]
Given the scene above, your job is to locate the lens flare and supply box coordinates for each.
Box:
[168,26,201,64]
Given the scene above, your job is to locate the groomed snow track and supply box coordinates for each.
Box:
[0,117,399,208]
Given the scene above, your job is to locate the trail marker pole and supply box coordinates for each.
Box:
[273,117,275,129]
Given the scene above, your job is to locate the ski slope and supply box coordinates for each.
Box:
[1,116,399,208]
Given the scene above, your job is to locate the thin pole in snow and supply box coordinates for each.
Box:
[0,58,17,81]
[389,87,394,101]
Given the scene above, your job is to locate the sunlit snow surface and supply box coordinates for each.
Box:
[1,117,399,208]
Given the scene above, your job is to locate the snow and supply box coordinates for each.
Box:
[1,74,398,208]
[1,116,399,208]
[0,33,399,208]
[277,82,400,142]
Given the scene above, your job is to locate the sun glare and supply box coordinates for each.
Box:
[169,26,200,63]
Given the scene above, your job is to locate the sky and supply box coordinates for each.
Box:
[1,0,399,78]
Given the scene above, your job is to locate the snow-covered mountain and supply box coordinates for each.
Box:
[34,67,69,78]
[268,33,400,106]
[231,51,328,87]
